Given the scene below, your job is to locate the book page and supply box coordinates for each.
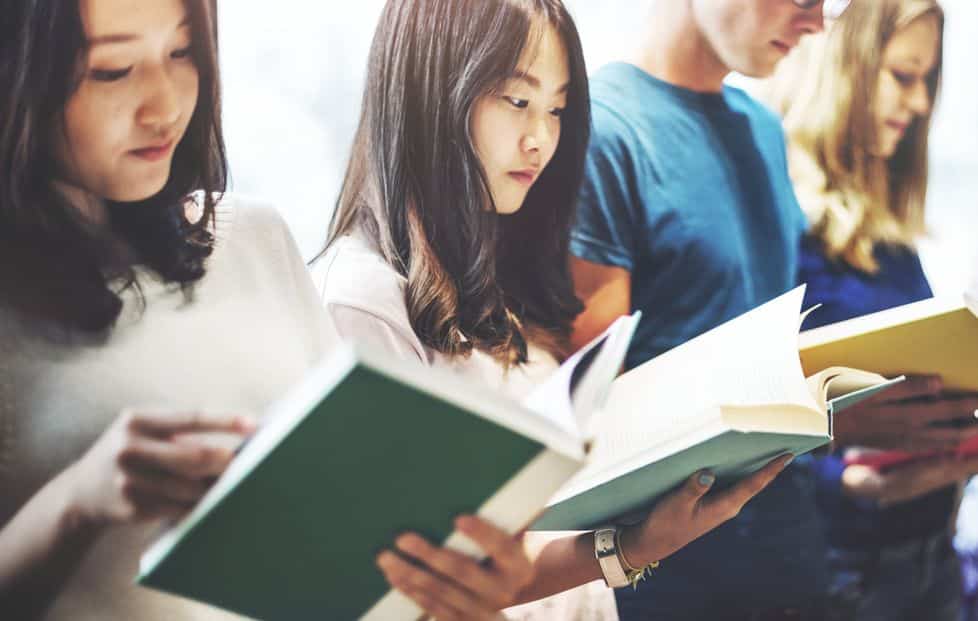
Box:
[521,313,640,439]
[586,287,821,471]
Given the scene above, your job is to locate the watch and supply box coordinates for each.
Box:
[594,527,630,588]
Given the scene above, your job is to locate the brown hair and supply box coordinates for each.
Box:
[321,0,588,364]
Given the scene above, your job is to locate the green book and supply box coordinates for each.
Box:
[137,315,639,620]
[532,286,903,531]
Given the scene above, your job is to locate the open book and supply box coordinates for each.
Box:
[532,286,902,532]
[799,293,978,391]
[136,313,639,621]
[800,291,978,471]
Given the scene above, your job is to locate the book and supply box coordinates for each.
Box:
[799,293,978,472]
[136,313,640,621]
[798,294,978,391]
[531,286,901,532]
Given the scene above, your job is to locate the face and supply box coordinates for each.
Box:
[692,0,825,78]
[53,0,199,203]
[470,23,570,215]
[873,13,940,159]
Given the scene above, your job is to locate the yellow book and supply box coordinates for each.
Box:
[799,294,978,391]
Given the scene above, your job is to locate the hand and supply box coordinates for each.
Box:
[842,453,978,506]
[619,454,794,566]
[64,409,256,527]
[833,375,978,451]
[376,516,533,620]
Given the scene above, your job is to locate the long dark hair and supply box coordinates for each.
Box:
[323,0,589,365]
[0,0,227,333]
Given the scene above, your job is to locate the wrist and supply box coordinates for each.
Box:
[53,463,105,535]
[617,523,654,569]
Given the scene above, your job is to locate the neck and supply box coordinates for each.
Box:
[629,1,730,93]
[55,181,110,228]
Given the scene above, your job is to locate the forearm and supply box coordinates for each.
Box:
[0,468,102,617]
[514,532,603,604]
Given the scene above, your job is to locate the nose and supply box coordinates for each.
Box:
[521,115,557,155]
[136,64,181,132]
[906,80,931,116]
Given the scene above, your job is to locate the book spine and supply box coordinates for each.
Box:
[359,448,581,621]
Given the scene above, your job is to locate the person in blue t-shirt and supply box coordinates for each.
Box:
[769,1,978,619]
[568,1,977,619]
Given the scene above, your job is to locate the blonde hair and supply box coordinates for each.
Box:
[767,0,944,273]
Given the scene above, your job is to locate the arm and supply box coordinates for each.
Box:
[376,455,793,618]
[0,410,253,617]
[569,257,631,351]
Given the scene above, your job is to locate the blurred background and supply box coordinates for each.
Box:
[218,0,976,295]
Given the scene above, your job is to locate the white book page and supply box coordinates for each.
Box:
[521,314,638,439]
[586,287,820,471]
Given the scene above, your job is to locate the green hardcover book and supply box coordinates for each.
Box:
[137,316,640,620]
[533,286,903,531]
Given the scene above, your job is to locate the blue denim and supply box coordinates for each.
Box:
[825,531,962,621]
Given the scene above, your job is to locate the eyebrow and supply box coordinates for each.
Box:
[88,16,191,46]
[509,71,570,95]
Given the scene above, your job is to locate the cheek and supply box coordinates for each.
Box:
[874,76,899,119]
[542,124,561,167]
[59,92,117,173]
[471,104,514,173]
[176,65,201,116]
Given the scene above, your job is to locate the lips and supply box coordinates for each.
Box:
[886,119,910,133]
[771,41,792,55]
[129,140,175,162]
[508,170,538,186]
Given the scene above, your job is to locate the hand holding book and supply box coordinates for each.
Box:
[841,452,978,507]
[833,374,978,452]
[65,410,255,527]
[376,515,534,620]
[618,453,793,568]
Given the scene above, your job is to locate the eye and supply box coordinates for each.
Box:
[891,70,915,87]
[171,46,194,61]
[549,107,565,119]
[503,96,529,109]
[89,66,133,82]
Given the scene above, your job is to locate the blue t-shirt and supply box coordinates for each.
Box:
[571,64,819,616]
[799,235,956,548]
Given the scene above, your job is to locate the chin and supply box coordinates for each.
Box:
[495,203,523,215]
[107,178,169,203]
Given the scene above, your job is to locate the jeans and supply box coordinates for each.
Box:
[825,530,962,621]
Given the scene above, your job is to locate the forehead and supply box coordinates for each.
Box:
[884,13,941,69]
[513,22,570,90]
[79,0,188,39]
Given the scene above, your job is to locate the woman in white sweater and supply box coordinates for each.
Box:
[314,1,794,619]
[0,1,337,618]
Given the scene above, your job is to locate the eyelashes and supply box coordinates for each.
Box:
[891,70,915,87]
[90,67,133,82]
[88,46,195,83]
[502,96,565,118]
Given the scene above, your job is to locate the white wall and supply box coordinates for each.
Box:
[219,1,977,293]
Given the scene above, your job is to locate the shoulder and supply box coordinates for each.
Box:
[724,85,785,133]
[310,235,428,360]
[311,235,403,310]
[206,193,291,245]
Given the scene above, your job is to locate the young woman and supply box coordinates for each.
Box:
[0,1,337,618]
[314,0,791,618]
[771,1,978,618]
